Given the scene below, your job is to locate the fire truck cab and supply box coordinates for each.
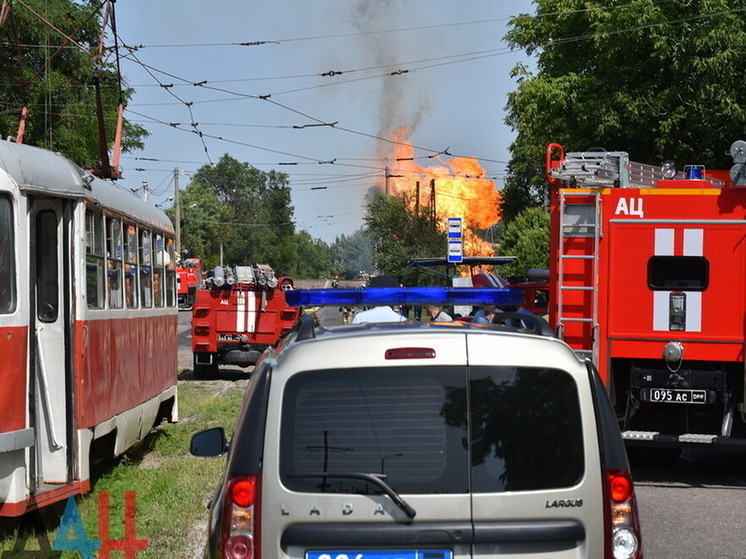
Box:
[547,140,746,450]
[191,264,300,379]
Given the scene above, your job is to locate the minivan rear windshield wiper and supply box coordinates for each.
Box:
[288,472,417,519]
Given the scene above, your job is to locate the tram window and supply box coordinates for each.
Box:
[37,210,58,322]
[0,196,16,314]
[140,229,152,307]
[85,209,104,309]
[153,234,164,307]
[165,238,176,307]
[124,224,138,308]
[107,216,123,309]
[85,209,104,255]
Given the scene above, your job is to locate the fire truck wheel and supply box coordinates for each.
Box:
[193,353,219,380]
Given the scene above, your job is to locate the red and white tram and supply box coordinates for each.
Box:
[0,140,178,516]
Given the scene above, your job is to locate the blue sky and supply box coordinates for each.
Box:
[114,0,535,244]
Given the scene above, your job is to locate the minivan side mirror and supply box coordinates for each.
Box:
[190,427,229,457]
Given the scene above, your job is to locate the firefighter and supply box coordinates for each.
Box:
[304,306,321,327]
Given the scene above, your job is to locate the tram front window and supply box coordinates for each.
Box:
[0,196,15,313]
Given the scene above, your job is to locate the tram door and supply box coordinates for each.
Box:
[31,198,70,487]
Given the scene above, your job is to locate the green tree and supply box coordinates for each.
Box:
[497,207,549,278]
[176,154,343,279]
[330,230,374,280]
[363,191,447,286]
[188,154,297,275]
[175,180,232,270]
[0,0,147,167]
[289,231,334,279]
[502,1,746,220]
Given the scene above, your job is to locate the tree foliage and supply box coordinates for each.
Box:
[497,207,549,278]
[331,230,374,280]
[363,191,448,286]
[177,154,376,280]
[175,180,232,270]
[181,155,296,275]
[501,0,746,221]
[0,0,147,167]
[291,231,336,279]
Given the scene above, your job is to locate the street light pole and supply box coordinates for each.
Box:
[174,167,181,255]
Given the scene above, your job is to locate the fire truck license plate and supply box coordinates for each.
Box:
[216,334,242,342]
[648,388,707,404]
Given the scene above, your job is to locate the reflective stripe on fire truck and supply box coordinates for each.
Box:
[653,228,702,332]
[235,292,257,333]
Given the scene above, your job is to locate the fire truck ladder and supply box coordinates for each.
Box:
[549,150,663,189]
[551,151,669,360]
[556,190,601,360]
[551,150,660,361]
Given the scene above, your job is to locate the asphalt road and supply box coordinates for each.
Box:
[633,450,746,559]
[176,293,746,559]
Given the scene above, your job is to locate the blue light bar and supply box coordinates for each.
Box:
[284,287,524,307]
[684,165,704,180]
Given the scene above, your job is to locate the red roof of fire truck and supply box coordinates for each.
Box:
[546,140,746,452]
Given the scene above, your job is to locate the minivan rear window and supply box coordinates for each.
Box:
[280,365,583,495]
[466,366,584,492]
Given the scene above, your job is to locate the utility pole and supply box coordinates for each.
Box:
[430,179,437,235]
[430,178,436,219]
[384,167,403,197]
[174,167,181,255]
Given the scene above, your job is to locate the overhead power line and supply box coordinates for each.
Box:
[108,0,743,190]
[117,2,679,49]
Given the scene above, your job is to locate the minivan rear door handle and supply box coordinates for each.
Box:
[473,520,585,543]
[282,522,473,547]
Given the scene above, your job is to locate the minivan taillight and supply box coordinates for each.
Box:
[605,469,642,559]
[221,475,261,559]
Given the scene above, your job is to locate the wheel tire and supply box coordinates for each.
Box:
[193,353,218,380]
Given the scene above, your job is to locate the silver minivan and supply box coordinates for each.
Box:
[192,292,643,559]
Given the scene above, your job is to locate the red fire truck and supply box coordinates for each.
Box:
[177,257,203,309]
[546,140,746,450]
[191,264,300,379]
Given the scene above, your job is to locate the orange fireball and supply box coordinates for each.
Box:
[385,127,502,257]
